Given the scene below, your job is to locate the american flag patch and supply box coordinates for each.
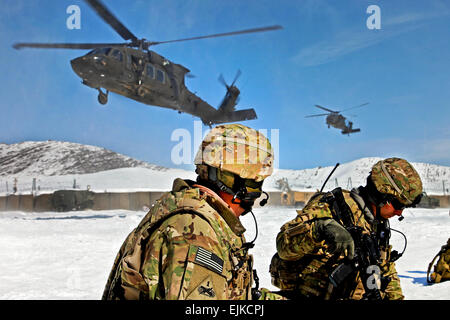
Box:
[195,247,224,274]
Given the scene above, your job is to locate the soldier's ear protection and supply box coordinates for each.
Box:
[259,191,269,206]
[232,190,269,205]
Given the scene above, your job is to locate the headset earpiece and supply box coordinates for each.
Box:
[260,192,269,206]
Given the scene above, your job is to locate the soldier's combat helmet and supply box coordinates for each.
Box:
[368,157,423,208]
[194,124,274,203]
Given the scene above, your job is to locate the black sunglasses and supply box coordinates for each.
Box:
[389,198,405,211]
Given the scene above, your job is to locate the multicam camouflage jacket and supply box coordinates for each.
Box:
[271,188,404,300]
[102,178,281,300]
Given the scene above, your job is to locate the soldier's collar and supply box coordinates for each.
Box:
[172,178,196,192]
[192,183,246,236]
[171,178,246,235]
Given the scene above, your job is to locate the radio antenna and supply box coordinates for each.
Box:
[320,163,340,192]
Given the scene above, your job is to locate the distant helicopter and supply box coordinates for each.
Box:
[12,0,282,126]
[305,103,370,135]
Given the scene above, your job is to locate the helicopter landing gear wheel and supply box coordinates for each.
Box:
[97,89,108,105]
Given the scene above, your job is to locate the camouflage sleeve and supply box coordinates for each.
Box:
[257,288,287,300]
[381,260,404,300]
[276,216,324,261]
[142,213,228,300]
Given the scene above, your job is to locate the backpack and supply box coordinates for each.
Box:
[427,238,450,284]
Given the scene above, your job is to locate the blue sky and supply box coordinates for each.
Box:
[1,0,449,171]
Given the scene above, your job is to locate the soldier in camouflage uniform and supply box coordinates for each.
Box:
[270,158,423,300]
[102,124,284,300]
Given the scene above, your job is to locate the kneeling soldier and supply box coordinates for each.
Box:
[270,158,423,300]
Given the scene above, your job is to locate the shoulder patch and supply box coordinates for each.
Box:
[195,247,224,274]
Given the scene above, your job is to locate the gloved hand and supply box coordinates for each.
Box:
[255,288,287,300]
[314,219,355,260]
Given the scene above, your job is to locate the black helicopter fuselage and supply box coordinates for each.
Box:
[326,113,360,134]
[15,0,277,125]
[70,46,254,124]
[306,103,366,135]
[71,47,185,109]
[325,113,347,130]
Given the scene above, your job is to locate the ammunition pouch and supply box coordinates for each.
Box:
[269,253,331,298]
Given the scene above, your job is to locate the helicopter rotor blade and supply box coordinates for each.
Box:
[13,42,128,50]
[218,74,228,88]
[305,113,329,118]
[147,25,282,46]
[231,69,242,87]
[84,0,138,42]
[339,102,370,113]
[314,105,337,113]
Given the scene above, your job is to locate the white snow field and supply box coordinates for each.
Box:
[0,207,448,300]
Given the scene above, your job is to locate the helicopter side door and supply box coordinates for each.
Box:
[123,52,137,83]
[108,48,129,83]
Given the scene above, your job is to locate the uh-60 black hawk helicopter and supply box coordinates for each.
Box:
[305,103,370,135]
[13,0,282,126]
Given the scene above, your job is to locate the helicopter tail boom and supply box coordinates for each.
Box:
[341,128,360,134]
[341,121,360,134]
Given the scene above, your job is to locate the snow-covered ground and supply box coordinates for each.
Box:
[0,207,448,300]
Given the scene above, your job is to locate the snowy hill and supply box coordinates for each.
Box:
[0,141,449,195]
[0,141,167,176]
[266,157,450,195]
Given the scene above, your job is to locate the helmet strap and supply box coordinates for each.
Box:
[198,165,235,195]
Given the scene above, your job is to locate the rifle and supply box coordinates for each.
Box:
[322,188,391,300]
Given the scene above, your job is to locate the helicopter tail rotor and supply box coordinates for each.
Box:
[231,69,242,87]
[218,69,241,89]
[218,74,228,89]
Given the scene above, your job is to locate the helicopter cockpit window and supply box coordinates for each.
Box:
[156,69,165,83]
[111,49,123,62]
[146,64,154,79]
[89,48,111,56]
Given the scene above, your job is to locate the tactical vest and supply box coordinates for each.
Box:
[427,238,450,284]
[102,179,254,300]
[270,188,395,300]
